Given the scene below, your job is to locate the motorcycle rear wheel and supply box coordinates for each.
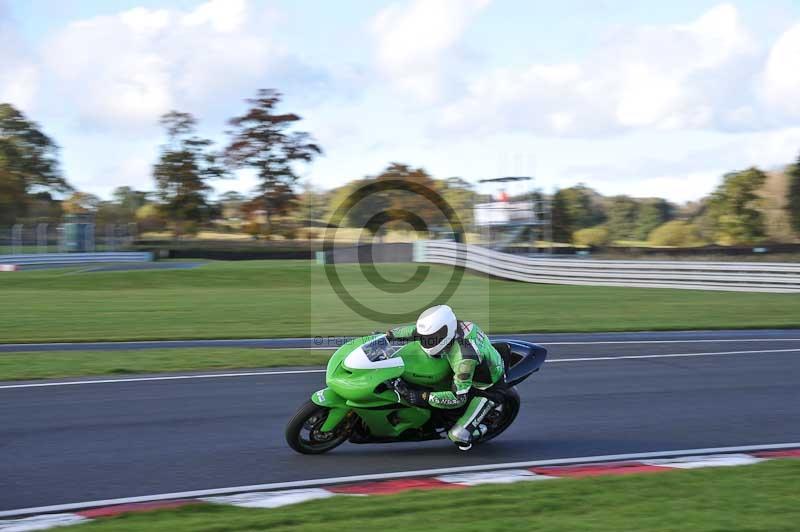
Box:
[477,387,520,444]
[286,401,349,454]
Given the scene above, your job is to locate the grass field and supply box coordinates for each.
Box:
[68,459,800,531]
[0,348,329,381]
[1,260,800,343]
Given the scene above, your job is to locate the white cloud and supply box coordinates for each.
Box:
[438,3,771,136]
[733,126,800,165]
[182,0,247,32]
[0,6,38,111]
[761,22,800,118]
[562,126,800,202]
[370,0,490,101]
[39,0,281,131]
[621,171,724,203]
[0,62,38,111]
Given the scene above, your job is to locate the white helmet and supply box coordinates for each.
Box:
[416,305,457,357]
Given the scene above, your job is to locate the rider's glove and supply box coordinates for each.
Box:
[385,330,396,341]
[393,380,428,407]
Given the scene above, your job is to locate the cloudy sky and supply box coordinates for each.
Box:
[2,0,800,203]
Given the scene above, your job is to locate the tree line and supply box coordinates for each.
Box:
[3,96,800,246]
[555,166,800,247]
[0,89,321,238]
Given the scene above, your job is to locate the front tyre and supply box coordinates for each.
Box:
[285,401,349,454]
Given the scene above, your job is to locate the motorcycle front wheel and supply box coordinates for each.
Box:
[285,401,349,454]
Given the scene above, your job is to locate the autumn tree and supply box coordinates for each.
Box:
[647,220,706,246]
[788,155,800,238]
[328,177,391,236]
[62,192,100,214]
[559,184,605,229]
[113,187,149,216]
[153,111,223,236]
[294,181,328,223]
[550,189,574,242]
[707,167,767,244]
[439,177,477,228]
[218,190,246,221]
[634,198,673,240]
[573,225,610,246]
[330,164,456,238]
[379,163,449,231]
[606,195,639,241]
[135,203,166,232]
[91,186,152,225]
[0,103,70,224]
[224,89,321,234]
[25,191,63,221]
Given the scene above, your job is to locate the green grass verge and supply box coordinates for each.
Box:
[1,260,799,343]
[0,348,329,381]
[70,459,800,531]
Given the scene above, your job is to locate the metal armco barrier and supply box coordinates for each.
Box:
[414,241,800,293]
[0,252,153,268]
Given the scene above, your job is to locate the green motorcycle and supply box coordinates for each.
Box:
[286,334,547,454]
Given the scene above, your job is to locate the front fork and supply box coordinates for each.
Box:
[311,388,351,432]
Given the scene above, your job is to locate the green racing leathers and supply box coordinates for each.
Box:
[388,321,505,445]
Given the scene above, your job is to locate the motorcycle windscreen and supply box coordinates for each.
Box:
[343,335,406,370]
[363,336,404,361]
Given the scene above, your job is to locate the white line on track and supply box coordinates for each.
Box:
[1,347,799,390]
[0,369,326,389]
[1,442,797,518]
[540,338,800,345]
[548,347,800,363]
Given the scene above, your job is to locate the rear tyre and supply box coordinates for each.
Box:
[285,401,349,455]
[477,387,520,444]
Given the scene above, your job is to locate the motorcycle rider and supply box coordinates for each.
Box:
[386,304,505,450]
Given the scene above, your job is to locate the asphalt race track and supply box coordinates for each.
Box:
[1,329,800,511]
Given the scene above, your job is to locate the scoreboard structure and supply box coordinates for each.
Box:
[473,177,552,254]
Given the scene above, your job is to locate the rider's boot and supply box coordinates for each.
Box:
[448,397,495,450]
[455,424,488,451]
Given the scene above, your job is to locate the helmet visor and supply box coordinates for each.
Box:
[417,324,449,352]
